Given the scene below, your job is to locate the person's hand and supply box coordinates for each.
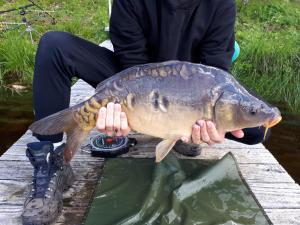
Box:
[181,120,244,145]
[96,102,131,136]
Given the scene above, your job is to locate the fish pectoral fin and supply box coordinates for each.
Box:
[155,139,177,163]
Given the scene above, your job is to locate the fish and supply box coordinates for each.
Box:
[29,61,282,162]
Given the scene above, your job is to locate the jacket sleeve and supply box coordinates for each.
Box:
[109,0,149,69]
[199,0,236,71]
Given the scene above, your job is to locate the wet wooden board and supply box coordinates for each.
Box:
[0,79,299,225]
[0,80,102,225]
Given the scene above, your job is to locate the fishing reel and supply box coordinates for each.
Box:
[90,133,137,158]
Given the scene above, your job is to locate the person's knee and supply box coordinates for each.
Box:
[34,31,75,81]
[38,31,74,51]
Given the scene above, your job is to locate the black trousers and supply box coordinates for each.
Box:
[33,31,268,145]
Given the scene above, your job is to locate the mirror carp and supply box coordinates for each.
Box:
[29,61,282,162]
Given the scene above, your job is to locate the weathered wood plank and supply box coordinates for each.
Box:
[174,148,280,164]
[248,182,300,209]
[265,209,300,225]
[0,144,103,162]
[0,180,98,207]
[0,205,22,225]
[0,180,27,204]
[56,207,86,225]
[0,206,87,225]
[124,143,280,164]
[0,160,104,181]
[0,152,104,162]
[239,164,295,183]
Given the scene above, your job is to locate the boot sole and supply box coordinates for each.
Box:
[22,201,63,225]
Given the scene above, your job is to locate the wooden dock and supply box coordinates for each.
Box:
[0,79,299,225]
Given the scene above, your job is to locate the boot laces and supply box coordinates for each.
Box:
[27,153,58,198]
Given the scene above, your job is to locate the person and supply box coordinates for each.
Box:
[22,0,269,224]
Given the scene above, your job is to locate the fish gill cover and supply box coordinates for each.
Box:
[85,153,269,225]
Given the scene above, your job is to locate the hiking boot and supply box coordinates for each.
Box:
[173,140,202,157]
[50,144,75,191]
[22,142,74,225]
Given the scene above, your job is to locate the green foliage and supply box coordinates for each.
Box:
[0,0,109,85]
[232,29,300,110]
[233,0,300,112]
[237,0,300,27]
[0,33,36,85]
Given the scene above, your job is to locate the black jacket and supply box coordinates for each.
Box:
[109,0,236,71]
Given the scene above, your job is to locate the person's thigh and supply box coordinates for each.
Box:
[33,31,121,142]
[37,31,120,87]
[59,33,121,87]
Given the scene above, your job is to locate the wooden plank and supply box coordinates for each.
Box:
[0,160,104,181]
[0,206,87,225]
[265,209,300,225]
[0,180,28,204]
[0,180,98,207]
[0,153,103,162]
[0,205,22,225]
[239,164,295,183]
[56,207,86,225]
[0,144,104,162]
[127,144,281,164]
[248,182,300,209]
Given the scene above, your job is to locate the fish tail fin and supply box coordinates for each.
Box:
[64,126,90,162]
[29,107,80,136]
[29,100,98,161]
[29,94,110,134]
[29,96,111,161]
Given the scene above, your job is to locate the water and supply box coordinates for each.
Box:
[0,88,33,154]
[0,88,299,185]
[264,104,300,183]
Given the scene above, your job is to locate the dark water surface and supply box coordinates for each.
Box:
[264,104,300,184]
[0,88,299,184]
[0,88,33,154]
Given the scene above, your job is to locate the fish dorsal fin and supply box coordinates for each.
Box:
[155,139,177,163]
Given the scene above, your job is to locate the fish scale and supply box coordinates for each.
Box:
[29,61,282,162]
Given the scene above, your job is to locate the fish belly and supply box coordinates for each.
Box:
[123,103,203,140]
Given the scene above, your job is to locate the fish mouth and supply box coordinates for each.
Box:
[263,116,282,128]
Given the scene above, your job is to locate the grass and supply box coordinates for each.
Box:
[0,0,109,85]
[233,0,300,111]
[0,0,299,112]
